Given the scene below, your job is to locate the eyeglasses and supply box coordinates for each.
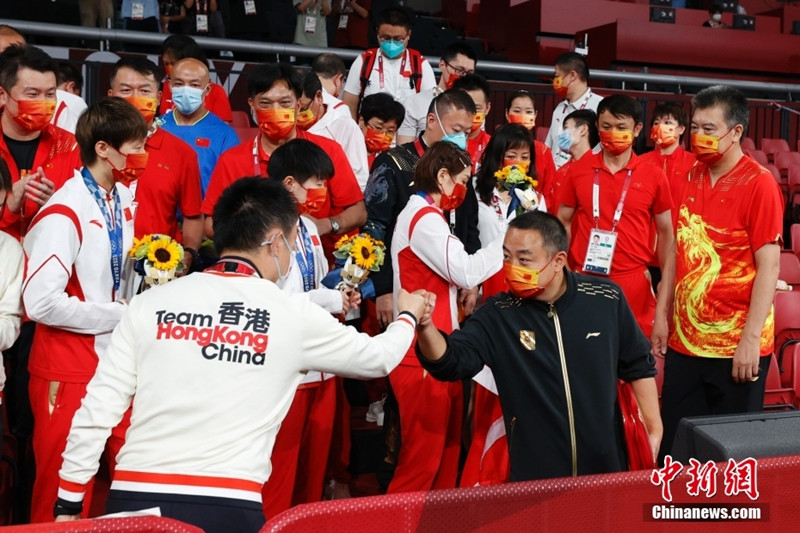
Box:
[367,121,396,135]
[444,61,474,78]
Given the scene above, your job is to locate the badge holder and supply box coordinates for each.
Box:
[196,14,208,32]
[338,15,349,29]
[244,0,257,15]
[583,228,618,276]
[132,2,144,20]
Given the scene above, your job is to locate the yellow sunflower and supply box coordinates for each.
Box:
[129,234,153,258]
[334,234,353,249]
[349,236,377,270]
[147,239,182,270]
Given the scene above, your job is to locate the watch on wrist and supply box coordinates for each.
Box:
[329,218,341,234]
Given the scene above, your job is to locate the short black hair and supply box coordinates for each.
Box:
[508,211,568,258]
[451,73,490,103]
[110,56,162,89]
[311,53,346,79]
[651,102,689,130]
[300,69,322,100]
[505,90,535,113]
[160,34,207,65]
[248,62,302,99]
[413,141,471,195]
[441,42,478,64]
[554,52,590,82]
[377,7,412,30]
[564,109,600,147]
[75,97,148,166]
[429,88,477,116]
[359,93,405,125]
[691,85,749,136]
[597,94,642,125]
[267,139,334,184]
[55,60,82,92]
[0,44,57,92]
[212,177,298,254]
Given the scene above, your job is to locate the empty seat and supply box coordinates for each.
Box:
[780,252,800,285]
[748,149,769,166]
[761,138,791,162]
[774,291,800,381]
[774,152,800,175]
[741,137,756,151]
[764,352,795,408]
[230,110,251,128]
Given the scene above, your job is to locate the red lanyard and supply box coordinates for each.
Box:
[592,168,633,232]
[252,136,267,177]
[377,51,407,90]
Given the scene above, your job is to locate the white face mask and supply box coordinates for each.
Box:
[270,233,294,288]
[712,13,722,21]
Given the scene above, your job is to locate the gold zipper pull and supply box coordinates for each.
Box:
[547,303,555,319]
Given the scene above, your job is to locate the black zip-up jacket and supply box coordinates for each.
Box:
[417,270,656,481]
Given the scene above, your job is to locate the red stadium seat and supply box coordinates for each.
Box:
[764,353,794,408]
[741,137,756,151]
[774,152,800,178]
[233,126,259,143]
[791,224,800,257]
[774,290,800,382]
[761,138,790,162]
[230,110,252,128]
[778,341,800,396]
[779,252,800,285]
[0,516,203,532]
[764,164,783,190]
[747,149,769,166]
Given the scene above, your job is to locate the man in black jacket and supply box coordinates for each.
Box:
[415,211,662,481]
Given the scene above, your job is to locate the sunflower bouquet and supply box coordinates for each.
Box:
[494,164,540,215]
[129,233,186,288]
[332,233,386,287]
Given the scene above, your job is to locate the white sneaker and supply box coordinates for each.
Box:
[365,395,386,426]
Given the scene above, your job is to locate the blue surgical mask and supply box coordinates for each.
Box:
[434,104,468,151]
[171,85,205,115]
[557,128,575,152]
[380,40,405,59]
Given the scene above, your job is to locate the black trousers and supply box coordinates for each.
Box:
[659,348,769,463]
[106,490,266,533]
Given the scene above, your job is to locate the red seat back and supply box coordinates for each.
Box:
[779,253,800,285]
[762,138,791,159]
[774,151,800,172]
[748,149,769,166]
[230,110,252,128]
[741,137,756,151]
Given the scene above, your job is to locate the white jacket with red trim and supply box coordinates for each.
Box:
[58,269,417,505]
[23,170,136,383]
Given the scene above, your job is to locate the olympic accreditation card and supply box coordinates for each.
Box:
[583,228,618,276]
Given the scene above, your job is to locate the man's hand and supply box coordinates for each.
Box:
[419,291,436,328]
[24,167,56,208]
[731,335,761,383]
[396,288,425,320]
[650,315,669,358]
[458,286,479,318]
[375,293,393,330]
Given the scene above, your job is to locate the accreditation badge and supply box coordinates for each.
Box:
[196,14,208,32]
[244,0,257,15]
[132,2,144,20]
[338,14,349,29]
[583,228,618,276]
[305,15,317,33]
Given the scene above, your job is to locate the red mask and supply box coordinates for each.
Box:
[470,112,485,134]
[503,159,531,175]
[365,128,393,153]
[445,74,458,90]
[650,124,679,149]
[109,151,149,183]
[125,95,158,124]
[256,108,296,141]
[503,257,555,299]
[296,108,318,131]
[552,76,569,99]
[507,112,536,130]
[298,184,328,216]
[599,130,633,156]
[691,130,734,165]
[7,96,56,131]
[439,180,467,211]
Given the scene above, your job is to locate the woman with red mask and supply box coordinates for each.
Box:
[388,141,503,493]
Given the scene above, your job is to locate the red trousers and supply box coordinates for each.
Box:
[386,365,462,493]
[611,268,655,338]
[29,376,128,523]
[460,384,509,487]
[261,378,336,518]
